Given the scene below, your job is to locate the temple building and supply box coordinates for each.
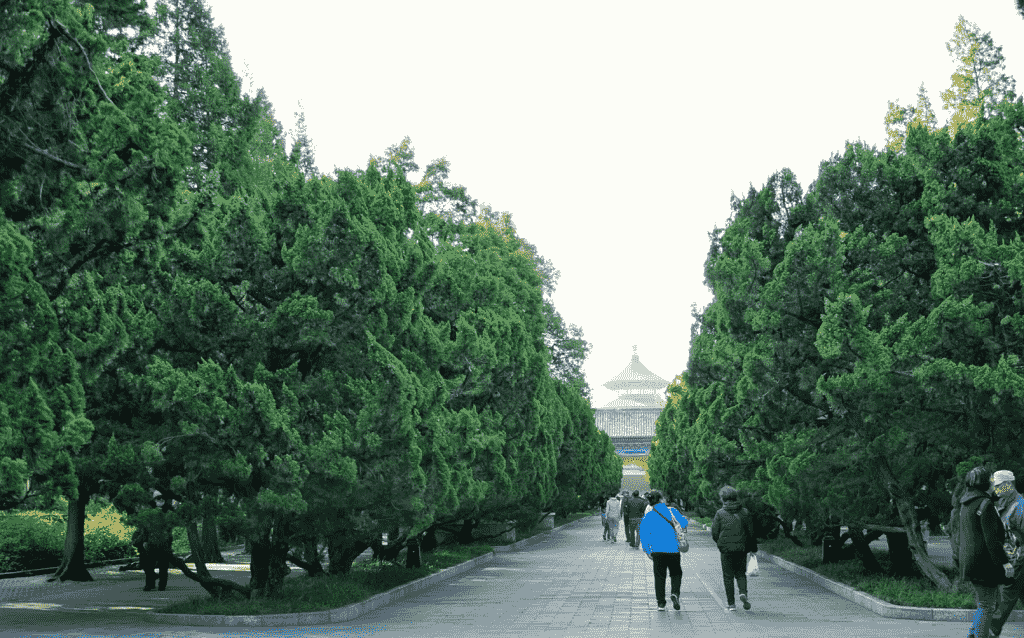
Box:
[593,346,669,492]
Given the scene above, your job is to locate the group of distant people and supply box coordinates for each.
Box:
[600,486,757,612]
[953,467,1024,638]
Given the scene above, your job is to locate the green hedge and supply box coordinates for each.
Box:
[0,503,136,572]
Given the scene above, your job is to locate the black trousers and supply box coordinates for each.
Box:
[720,550,747,605]
[627,521,640,547]
[651,552,682,606]
[140,545,171,590]
[994,571,1024,632]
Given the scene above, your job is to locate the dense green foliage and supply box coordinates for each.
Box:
[760,535,975,609]
[650,17,1024,592]
[0,0,620,597]
[0,497,135,571]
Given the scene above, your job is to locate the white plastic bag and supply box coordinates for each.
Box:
[746,552,760,576]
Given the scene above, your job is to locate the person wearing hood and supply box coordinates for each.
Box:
[711,485,757,612]
[990,470,1024,637]
[953,466,1014,638]
[625,490,647,549]
[638,490,687,611]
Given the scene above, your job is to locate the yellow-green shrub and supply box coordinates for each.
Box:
[0,502,137,572]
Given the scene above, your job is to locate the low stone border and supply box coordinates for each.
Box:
[147,513,594,627]
[758,546,1024,623]
[0,557,136,580]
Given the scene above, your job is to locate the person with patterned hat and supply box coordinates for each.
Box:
[990,470,1024,637]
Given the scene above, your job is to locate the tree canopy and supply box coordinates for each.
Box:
[650,15,1024,593]
[0,0,620,594]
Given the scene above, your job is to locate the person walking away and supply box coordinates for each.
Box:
[601,496,611,541]
[644,492,654,517]
[989,470,1024,637]
[955,467,1014,638]
[606,494,623,543]
[623,492,633,547]
[639,490,687,611]
[949,471,985,635]
[626,490,646,549]
[711,485,757,611]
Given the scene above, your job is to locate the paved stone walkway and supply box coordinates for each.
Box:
[0,515,1017,637]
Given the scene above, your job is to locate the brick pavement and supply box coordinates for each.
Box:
[0,514,1019,637]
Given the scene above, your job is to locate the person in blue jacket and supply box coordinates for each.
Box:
[639,490,687,611]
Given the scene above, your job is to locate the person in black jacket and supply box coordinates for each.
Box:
[131,489,178,591]
[601,496,611,541]
[953,467,1015,638]
[711,485,757,612]
[625,491,647,549]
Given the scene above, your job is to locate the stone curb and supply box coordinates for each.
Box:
[147,514,594,627]
[753,551,1022,623]
[0,557,137,580]
[684,518,1024,624]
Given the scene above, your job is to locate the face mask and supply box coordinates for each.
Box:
[995,483,1015,497]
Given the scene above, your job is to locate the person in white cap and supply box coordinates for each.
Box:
[990,470,1024,637]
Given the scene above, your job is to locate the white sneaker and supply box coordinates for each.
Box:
[726,605,736,611]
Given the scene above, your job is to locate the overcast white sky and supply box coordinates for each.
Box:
[202,0,1024,409]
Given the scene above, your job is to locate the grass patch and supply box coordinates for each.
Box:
[759,534,977,609]
[158,542,494,616]
[158,511,593,616]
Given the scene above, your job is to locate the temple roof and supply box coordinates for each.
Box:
[602,347,669,392]
[599,394,666,409]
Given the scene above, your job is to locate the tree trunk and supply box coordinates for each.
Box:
[165,553,247,601]
[302,536,321,565]
[886,531,915,576]
[201,516,224,562]
[184,519,211,579]
[248,524,289,599]
[457,519,476,545]
[326,530,369,576]
[48,491,92,582]
[406,534,421,568]
[371,527,404,563]
[775,516,804,547]
[288,538,326,578]
[421,526,438,553]
[848,527,884,574]
[893,494,953,591]
[821,525,841,564]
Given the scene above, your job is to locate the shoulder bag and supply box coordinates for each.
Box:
[654,507,689,553]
